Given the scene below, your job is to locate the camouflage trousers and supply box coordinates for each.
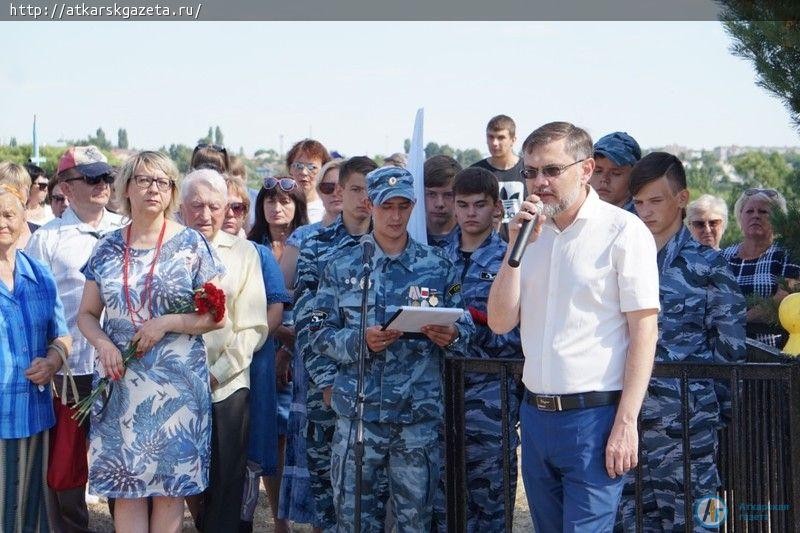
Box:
[331,417,440,533]
[617,424,721,532]
[305,395,336,532]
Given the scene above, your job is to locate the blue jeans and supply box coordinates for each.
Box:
[520,399,623,532]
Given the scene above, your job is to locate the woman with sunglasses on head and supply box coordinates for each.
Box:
[721,188,800,347]
[686,193,728,250]
[248,175,309,533]
[191,143,230,174]
[24,163,55,226]
[77,151,225,533]
[286,139,331,224]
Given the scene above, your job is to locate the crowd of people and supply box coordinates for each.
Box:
[0,115,798,533]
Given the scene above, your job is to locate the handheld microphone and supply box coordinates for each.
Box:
[507,201,543,268]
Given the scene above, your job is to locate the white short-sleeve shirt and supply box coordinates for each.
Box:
[519,187,659,395]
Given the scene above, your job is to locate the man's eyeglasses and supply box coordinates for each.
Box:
[689,219,723,230]
[319,182,337,195]
[744,188,779,198]
[51,194,67,203]
[227,202,247,217]
[132,175,173,192]
[521,159,587,180]
[290,162,319,174]
[65,174,115,186]
[263,177,297,191]
[34,182,49,192]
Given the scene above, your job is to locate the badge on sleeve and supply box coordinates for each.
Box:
[479,271,496,281]
[448,283,462,296]
[309,310,328,331]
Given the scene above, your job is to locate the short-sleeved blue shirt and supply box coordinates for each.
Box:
[0,250,69,438]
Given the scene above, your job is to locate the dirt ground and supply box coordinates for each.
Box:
[88,472,535,531]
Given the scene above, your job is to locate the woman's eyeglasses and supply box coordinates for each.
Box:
[227,202,247,217]
[290,162,319,174]
[34,182,49,191]
[744,188,779,198]
[689,219,723,230]
[263,177,297,191]
[65,174,116,186]
[318,182,337,195]
[132,175,173,191]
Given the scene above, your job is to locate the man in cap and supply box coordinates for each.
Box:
[26,145,124,532]
[309,166,474,531]
[589,131,642,212]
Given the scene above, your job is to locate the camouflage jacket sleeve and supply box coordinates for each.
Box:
[442,262,475,358]
[308,259,361,366]
[706,252,747,365]
[295,241,339,389]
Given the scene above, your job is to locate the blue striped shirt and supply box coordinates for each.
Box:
[0,250,69,438]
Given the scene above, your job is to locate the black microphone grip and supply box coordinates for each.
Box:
[507,213,539,268]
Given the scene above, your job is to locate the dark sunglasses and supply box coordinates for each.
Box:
[227,202,247,216]
[744,188,779,198]
[34,182,49,191]
[65,174,115,186]
[690,219,723,230]
[319,182,337,195]
[263,177,297,191]
[51,194,67,203]
[194,143,227,155]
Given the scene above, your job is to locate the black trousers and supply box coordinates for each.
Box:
[202,387,250,532]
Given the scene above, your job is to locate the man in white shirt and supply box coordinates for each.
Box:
[26,145,124,533]
[487,122,660,532]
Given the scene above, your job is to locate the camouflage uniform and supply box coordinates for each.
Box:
[310,233,474,533]
[430,229,524,533]
[617,226,746,532]
[295,215,367,531]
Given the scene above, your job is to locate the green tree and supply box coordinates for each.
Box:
[456,148,483,167]
[198,127,213,146]
[720,3,800,131]
[215,126,224,146]
[424,142,440,159]
[404,138,411,153]
[730,151,792,189]
[88,127,112,150]
[117,128,129,149]
[9,137,17,148]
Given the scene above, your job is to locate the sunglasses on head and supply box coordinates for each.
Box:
[319,182,337,195]
[65,174,115,186]
[194,143,227,155]
[744,188,779,198]
[227,202,247,217]
[263,177,297,192]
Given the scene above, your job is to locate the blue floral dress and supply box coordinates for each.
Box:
[83,227,223,498]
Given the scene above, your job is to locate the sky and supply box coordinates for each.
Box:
[1,21,798,157]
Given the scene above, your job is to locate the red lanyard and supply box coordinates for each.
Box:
[122,219,167,328]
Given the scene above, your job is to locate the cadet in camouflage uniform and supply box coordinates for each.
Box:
[618,153,746,532]
[294,156,377,531]
[437,167,523,532]
[309,166,474,532]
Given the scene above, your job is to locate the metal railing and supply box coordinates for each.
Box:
[442,340,800,532]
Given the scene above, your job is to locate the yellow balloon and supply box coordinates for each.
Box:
[779,292,800,356]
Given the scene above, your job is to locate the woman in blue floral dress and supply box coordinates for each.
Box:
[77,152,224,532]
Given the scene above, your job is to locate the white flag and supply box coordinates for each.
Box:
[406,108,427,244]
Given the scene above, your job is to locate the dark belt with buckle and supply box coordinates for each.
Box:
[526,390,621,412]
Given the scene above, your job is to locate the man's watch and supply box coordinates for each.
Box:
[445,334,460,349]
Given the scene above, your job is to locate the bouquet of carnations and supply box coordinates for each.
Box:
[73,282,226,423]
